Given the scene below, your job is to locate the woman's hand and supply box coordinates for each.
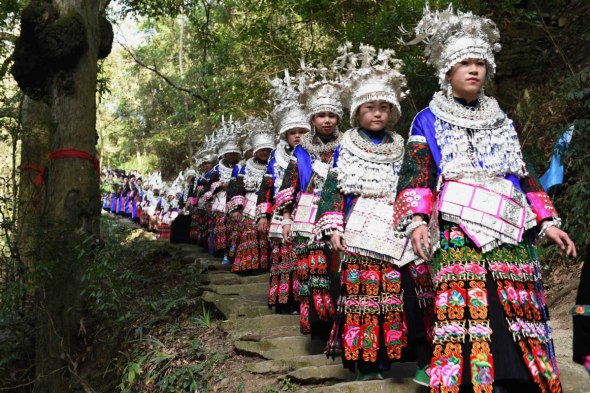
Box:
[330,231,347,252]
[258,217,269,234]
[410,217,431,261]
[282,224,292,244]
[545,226,577,258]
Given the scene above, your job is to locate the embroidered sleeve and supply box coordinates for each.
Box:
[394,136,437,227]
[520,172,560,223]
[256,173,275,220]
[276,157,300,213]
[314,168,345,238]
[209,171,222,194]
[226,175,246,213]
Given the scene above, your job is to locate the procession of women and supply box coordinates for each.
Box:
[101,5,589,392]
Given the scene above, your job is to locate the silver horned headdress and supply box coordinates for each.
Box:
[299,58,344,122]
[243,117,275,153]
[407,3,501,88]
[338,42,408,125]
[269,69,311,137]
[216,115,242,157]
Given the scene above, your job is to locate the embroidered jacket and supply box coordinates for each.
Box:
[256,145,293,220]
[395,106,559,234]
[275,136,338,214]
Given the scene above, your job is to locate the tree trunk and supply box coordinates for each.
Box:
[33,1,103,392]
[17,97,51,270]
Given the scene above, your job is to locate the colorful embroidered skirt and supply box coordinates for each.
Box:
[227,216,241,258]
[330,253,435,371]
[231,217,269,273]
[189,206,200,241]
[138,205,148,227]
[212,211,227,252]
[268,239,300,311]
[157,220,171,239]
[294,237,337,336]
[429,222,561,393]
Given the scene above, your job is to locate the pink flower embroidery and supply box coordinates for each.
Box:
[344,325,360,349]
[451,264,465,276]
[465,263,486,276]
[450,227,464,240]
[441,362,461,387]
[506,286,518,303]
[415,263,429,275]
[385,328,403,343]
[430,364,442,387]
[436,291,449,309]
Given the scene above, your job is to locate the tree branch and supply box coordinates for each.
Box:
[118,41,208,104]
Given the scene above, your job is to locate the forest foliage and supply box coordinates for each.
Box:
[0,0,588,391]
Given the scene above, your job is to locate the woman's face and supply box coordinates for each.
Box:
[285,127,308,148]
[447,58,487,101]
[312,112,339,137]
[223,152,241,165]
[200,162,213,173]
[254,148,272,163]
[356,100,392,131]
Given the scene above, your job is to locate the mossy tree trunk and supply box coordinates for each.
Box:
[17,97,51,270]
[34,1,102,390]
[10,0,112,391]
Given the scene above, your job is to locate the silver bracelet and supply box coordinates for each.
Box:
[405,220,427,238]
[281,218,293,227]
[537,220,558,242]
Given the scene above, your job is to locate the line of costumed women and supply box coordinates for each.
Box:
[189,152,216,246]
[227,118,275,273]
[397,5,577,392]
[314,43,435,382]
[201,118,241,259]
[258,70,310,313]
[275,60,343,338]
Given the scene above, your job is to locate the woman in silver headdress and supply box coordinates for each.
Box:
[275,62,344,337]
[315,44,435,383]
[226,119,275,273]
[258,71,310,313]
[398,5,576,393]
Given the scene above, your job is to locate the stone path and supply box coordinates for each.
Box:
[179,244,589,393]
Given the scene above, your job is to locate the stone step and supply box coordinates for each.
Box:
[228,324,301,341]
[219,314,299,333]
[246,354,341,374]
[288,362,418,385]
[207,263,232,271]
[206,271,270,285]
[305,378,428,393]
[287,364,350,384]
[234,335,324,360]
[202,291,274,319]
[203,282,268,296]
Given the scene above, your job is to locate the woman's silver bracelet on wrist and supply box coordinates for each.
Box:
[281,218,293,227]
[405,220,427,238]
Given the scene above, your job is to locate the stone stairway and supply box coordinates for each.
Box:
[185,246,429,393]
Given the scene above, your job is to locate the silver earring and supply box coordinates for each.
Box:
[446,83,453,97]
[311,124,316,137]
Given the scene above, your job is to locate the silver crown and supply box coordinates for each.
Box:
[269,69,311,136]
[216,115,242,156]
[339,42,408,125]
[243,117,275,153]
[299,58,344,121]
[405,3,501,88]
